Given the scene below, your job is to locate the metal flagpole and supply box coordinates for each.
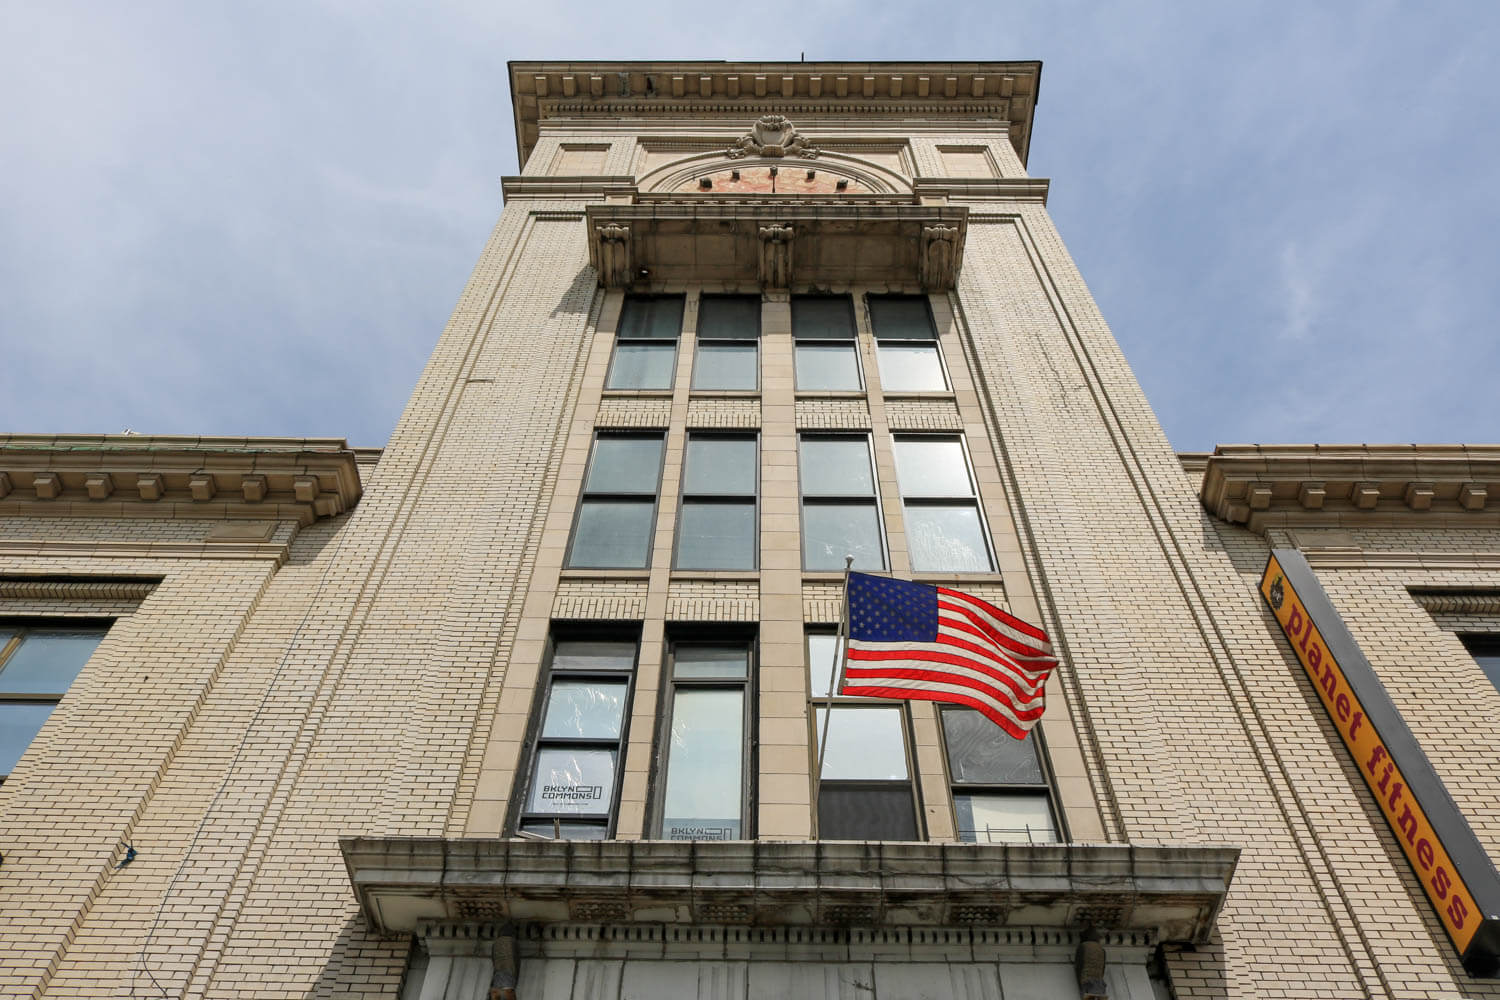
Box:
[812,555,854,839]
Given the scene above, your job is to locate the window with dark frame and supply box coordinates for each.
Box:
[892,435,995,573]
[1463,635,1500,693]
[567,433,665,569]
[792,295,861,391]
[941,706,1059,844]
[606,295,684,390]
[798,434,886,571]
[0,624,108,780]
[692,295,760,391]
[675,433,758,570]
[868,295,947,392]
[806,630,920,840]
[654,634,756,841]
[514,635,639,841]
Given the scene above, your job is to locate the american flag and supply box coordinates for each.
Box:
[840,572,1058,739]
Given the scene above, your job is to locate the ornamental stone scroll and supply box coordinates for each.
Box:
[595,223,632,288]
[919,224,963,290]
[727,115,820,159]
[758,224,794,289]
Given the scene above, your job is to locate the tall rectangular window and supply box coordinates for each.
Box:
[807,631,919,840]
[0,625,108,780]
[868,295,947,391]
[692,295,760,391]
[893,436,995,572]
[941,707,1059,844]
[567,433,664,568]
[655,637,754,840]
[1464,636,1500,692]
[515,635,638,840]
[606,295,684,390]
[798,434,886,571]
[792,295,861,391]
[676,434,758,570]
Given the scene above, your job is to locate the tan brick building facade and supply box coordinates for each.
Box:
[1,60,1497,998]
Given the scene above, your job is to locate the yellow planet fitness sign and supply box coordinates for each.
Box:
[1262,550,1500,975]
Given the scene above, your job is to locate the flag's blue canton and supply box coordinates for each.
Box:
[848,572,938,643]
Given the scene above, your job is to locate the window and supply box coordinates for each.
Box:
[606,295,684,389]
[798,434,886,571]
[792,295,861,391]
[807,631,919,840]
[941,707,1058,844]
[515,636,638,840]
[654,636,754,840]
[567,433,664,568]
[868,295,947,391]
[676,434,758,570]
[0,625,107,779]
[693,295,759,390]
[1464,635,1500,692]
[893,436,994,572]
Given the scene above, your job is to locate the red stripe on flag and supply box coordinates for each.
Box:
[836,683,1037,739]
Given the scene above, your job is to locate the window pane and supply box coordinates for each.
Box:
[674,645,749,679]
[526,747,617,815]
[941,709,1045,784]
[606,342,677,389]
[585,436,663,494]
[807,633,844,697]
[0,632,104,694]
[818,783,917,840]
[553,641,636,672]
[795,344,861,390]
[803,503,884,571]
[692,343,758,390]
[877,344,946,391]
[905,504,992,572]
[662,688,744,840]
[541,679,627,739]
[677,502,756,570]
[792,296,855,338]
[698,296,759,340]
[955,792,1056,844]
[815,707,908,779]
[893,439,972,497]
[569,500,655,568]
[1,702,55,774]
[618,296,684,339]
[684,437,757,495]
[868,297,935,340]
[1464,637,1500,692]
[519,819,608,841]
[799,438,873,496]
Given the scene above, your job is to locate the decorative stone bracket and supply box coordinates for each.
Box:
[758,223,793,288]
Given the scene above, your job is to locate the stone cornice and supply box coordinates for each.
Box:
[340,836,1238,945]
[1199,444,1497,534]
[0,435,363,526]
[508,61,1042,169]
[911,176,1050,203]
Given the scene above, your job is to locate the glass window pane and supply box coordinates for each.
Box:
[684,437,757,495]
[815,707,908,779]
[803,503,884,571]
[818,783,918,841]
[674,645,749,679]
[585,436,663,494]
[519,819,608,841]
[541,679,627,739]
[619,296,684,339]
[905,504,992,572]
[877,344,946,391]
[552,641,636,672]
[1464,638,1500,692]
[569,500,655,568]
[1,702,55,774]
[677,502,756,570]
[692,343,758,390]
[662,688,744,840]
[799,438,873,496]
[792,296,855,339]
[606,342,677,389]
[698,296,760,340]
[893,439,973,497]
[955,792,1057,844]
[806,633,844,698]
[795,344,861,390]
[0,632,104,694]
[941,709,1045,784]
[868,297,935,340]
[526,747,617,815]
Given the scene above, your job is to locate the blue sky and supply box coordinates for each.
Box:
[2,2,1495,451]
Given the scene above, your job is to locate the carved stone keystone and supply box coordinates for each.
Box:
[727,115,819,159]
